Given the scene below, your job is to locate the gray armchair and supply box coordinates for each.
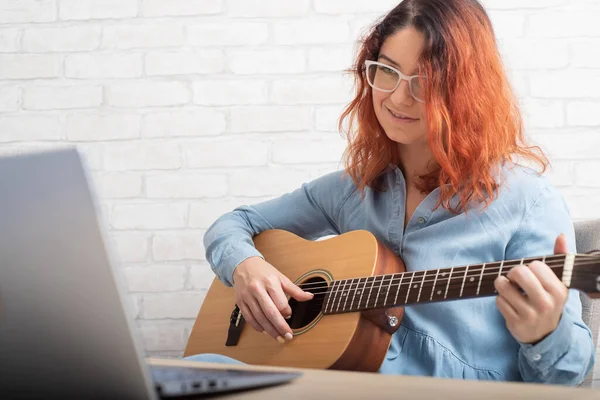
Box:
[574,219,600,388]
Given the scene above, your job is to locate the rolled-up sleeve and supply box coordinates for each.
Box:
[203,171,355,287]
[504,183,595,385]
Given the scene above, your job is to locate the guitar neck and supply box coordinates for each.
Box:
[321,254,575,315]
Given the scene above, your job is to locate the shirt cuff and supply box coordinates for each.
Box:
[519,311,574,372]
[219,242,264,287]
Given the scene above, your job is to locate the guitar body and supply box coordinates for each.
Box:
[185,230,406,371]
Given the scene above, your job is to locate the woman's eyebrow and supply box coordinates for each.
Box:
[378,54,401,68]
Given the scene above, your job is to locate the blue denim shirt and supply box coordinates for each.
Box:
[203,163,594,384]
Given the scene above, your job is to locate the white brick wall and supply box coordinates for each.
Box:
[1,1,599,381]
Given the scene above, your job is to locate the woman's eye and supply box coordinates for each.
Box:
[378,65,395,75]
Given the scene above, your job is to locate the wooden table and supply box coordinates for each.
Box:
[147,358,600,399]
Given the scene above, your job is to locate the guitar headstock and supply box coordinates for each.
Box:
[570,251,600,299]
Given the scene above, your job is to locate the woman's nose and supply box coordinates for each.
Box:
[389,79,414,107]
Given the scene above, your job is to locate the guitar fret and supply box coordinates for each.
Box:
[375,275,386,308]
[444,267,454,299]
[365,277,377,309]
[430,269,439,301]
[416,271,427,302]
[404,272,415,304]
[476,263,485,296]
[459,266,469,298]
[358,277,367,310]
[326,280,338,314]
[349,277,362,311]
[342,278,353,312]
[335,279,348,313]
[383,275,393,307]
[393,273,404,306]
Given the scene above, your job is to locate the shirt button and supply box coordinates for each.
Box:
[417,217,426,224]
[532,354,542,361]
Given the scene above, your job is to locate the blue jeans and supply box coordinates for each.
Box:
[184,353,246,365]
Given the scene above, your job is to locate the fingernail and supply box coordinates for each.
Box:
[276,336,285,344]
[285,315,292,320]
[285,333,293,340]
[261,330,267,335]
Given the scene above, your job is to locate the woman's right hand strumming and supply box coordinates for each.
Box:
[232,256,314,343]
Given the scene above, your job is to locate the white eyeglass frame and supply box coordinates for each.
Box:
[364,60,426,103]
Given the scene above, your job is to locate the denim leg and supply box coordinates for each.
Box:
[183,353,246,365]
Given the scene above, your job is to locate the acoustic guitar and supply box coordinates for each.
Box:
[185,229,600,372]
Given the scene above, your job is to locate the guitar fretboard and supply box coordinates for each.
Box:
[321,255,571,314]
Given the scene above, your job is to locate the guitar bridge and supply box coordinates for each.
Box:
[225,305,245,346]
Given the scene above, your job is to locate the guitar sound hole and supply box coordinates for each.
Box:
[287,276,327,330]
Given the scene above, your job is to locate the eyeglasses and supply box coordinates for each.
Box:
[364,60,426,103]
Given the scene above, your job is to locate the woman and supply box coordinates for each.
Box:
[192,0,594,384]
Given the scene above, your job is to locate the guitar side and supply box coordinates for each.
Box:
[184,230,406,371]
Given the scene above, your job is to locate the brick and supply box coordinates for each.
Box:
[59,0,137,20]
[544,161,574,187]
[226,0,309,17]
[534,131,600,160]
[531,70,600,99]
[193,80,267,106]
[143,292,205,319]
[187,22,268,46]
[127,294,141,319]
[106,81,189,108]
[314,0,397,14]
[571,40,600,68]
[183,140,268,168]
[230,168,311,196]
[575,162,600,188]
[273,19,350,45]
[65,53,143,79]
[521,99,564,129]
[567,102,600,127]
[563,192,600,220]
[350,16,379,40]
[528,12,600,38]
[0,85,20,112]
[112,203,187,230]
[0,0,55,23]
[67,113,140,141]
[271,77,351,104]
[75,143,104,170]
[142,0,222,16]
[142,109,225,138]
[23,85,102,110]
[498,39,568,70]
[138,322,187,352]
[123,265,186,292]
[0,115,63,143]
[188,262,216,290]
[146,50,224,75]
[153,232,206,261]
[92,172,143,199]
[308,46,354,72]
[108,232,150,263]
[227,48,305,74]
[22,26,100,52]
[103,23,185,50]
[272,137,346,164]
[316,105,346,132]
[487,12,525,39]
[0,29,19,53]
[230,106,312,133]
[146,173,227,199]
[0,54,60,80]
[104,142,181,171]
[188,200,244,229]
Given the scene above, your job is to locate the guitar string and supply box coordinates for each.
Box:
[291,258,599,294]
[300,272,600,314]
[295,254,600,289]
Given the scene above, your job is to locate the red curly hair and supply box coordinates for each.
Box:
[339,0,548,213]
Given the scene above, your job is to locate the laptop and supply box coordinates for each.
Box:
[0,148,301,399]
